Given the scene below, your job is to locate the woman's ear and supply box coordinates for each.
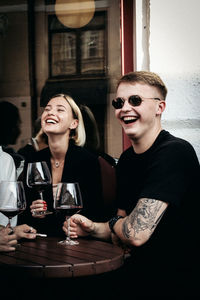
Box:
[69,119,79,130]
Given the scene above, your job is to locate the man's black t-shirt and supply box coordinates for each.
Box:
[116,130,200,274]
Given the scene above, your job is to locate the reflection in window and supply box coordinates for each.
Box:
[49,11,106,78]
[81,30,104,74]
[67,35,76,59]
[51,32,76,76]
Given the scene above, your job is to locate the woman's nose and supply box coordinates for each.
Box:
[47,109,55,115]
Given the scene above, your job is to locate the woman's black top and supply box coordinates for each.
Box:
[18,140,105,237]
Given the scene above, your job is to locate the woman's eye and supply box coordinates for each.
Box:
[57,109,65,112]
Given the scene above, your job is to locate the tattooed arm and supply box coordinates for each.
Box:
[64,199,167,246]
[114,198,168,247]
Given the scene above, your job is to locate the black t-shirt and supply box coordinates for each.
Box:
[116,130,200,274]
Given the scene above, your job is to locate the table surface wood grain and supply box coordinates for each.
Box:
[0,237,125,278]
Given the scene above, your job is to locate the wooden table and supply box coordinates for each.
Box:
[0,237,125,278]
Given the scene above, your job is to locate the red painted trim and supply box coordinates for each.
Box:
[120,0,134,150]
[121,0,134,75]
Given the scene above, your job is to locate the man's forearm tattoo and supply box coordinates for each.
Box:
[122,198,167,240]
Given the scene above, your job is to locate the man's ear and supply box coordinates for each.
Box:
[156,100,166,116]
[70,119,79,129]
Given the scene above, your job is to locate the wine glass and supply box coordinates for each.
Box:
[26,161,52,216]
[0,181,26,229]
[54,182,83,245]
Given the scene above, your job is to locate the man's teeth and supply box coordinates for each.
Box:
[122,116,138,123]
[46,119,57,124]
[123,117,135,121]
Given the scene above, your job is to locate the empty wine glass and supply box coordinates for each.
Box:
[26,161,52,216]
[54,182,83,245]
[0,181,26,229]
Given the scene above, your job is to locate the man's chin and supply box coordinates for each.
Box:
[123,128,137,139]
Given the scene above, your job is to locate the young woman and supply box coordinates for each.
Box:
[19,94,106,237]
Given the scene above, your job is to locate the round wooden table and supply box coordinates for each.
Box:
[0,236,125,278]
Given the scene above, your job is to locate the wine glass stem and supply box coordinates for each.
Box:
[39,191,43,200]
[8,217,11,227]
[66,217,71,241]
[7,218,14,233]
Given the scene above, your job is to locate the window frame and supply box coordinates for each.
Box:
[48,10,107,79]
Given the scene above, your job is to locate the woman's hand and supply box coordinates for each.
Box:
[0,226,17,252]
[14,224,37,240]
[30,200,47,218]
[0,224,37,252]
[63,214,95,238]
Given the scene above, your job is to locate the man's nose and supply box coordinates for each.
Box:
[121,99,132,111]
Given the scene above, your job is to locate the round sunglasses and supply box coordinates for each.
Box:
[112,95,161,109]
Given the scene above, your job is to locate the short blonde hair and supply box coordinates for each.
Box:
[52,94,86,147]
[117,71,168,100]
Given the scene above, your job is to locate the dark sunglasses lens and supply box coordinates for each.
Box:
[129,95,142,106]
[112,98,124,109]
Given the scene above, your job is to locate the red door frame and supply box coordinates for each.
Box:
[120,0,135,150]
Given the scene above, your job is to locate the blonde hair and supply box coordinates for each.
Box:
[117,71,168,100]
[52,94,86,147]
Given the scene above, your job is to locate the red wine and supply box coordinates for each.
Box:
[29,182,49,192]
[56,206,82,217]
[0,208,21,218]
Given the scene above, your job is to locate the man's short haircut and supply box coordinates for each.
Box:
[117,71,168,100]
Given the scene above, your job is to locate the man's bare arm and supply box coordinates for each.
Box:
[115,198,168,247]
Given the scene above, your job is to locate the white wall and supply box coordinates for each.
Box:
[136,0,200,161]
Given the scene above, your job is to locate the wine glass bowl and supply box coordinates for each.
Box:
[0,181,26,228]
[26,161,52,216]
[54,182,83,245]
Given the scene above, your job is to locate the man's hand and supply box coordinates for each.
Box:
[63,214,95,238]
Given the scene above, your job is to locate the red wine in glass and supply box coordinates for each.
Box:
[26,161,52,216]
[54,182,83,245]
[0,181,26,229]
[0,208,21,219]
[56,205,82,217]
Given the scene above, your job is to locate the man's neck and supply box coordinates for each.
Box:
[131,127,162,154]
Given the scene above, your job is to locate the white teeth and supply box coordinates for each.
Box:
[123,116,137,121]
[121,116,139,124]
[46,119,57,124]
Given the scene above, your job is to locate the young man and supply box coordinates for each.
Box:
[63,71,200,297]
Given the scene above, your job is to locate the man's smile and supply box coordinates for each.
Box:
[121,116,139,124]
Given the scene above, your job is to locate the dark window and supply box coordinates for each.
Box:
[48,11,107,78]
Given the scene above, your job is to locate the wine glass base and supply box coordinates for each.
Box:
[15,242,21,248]
[58,239,79,246]
[43,211,53,216]
[33,210,53,216]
